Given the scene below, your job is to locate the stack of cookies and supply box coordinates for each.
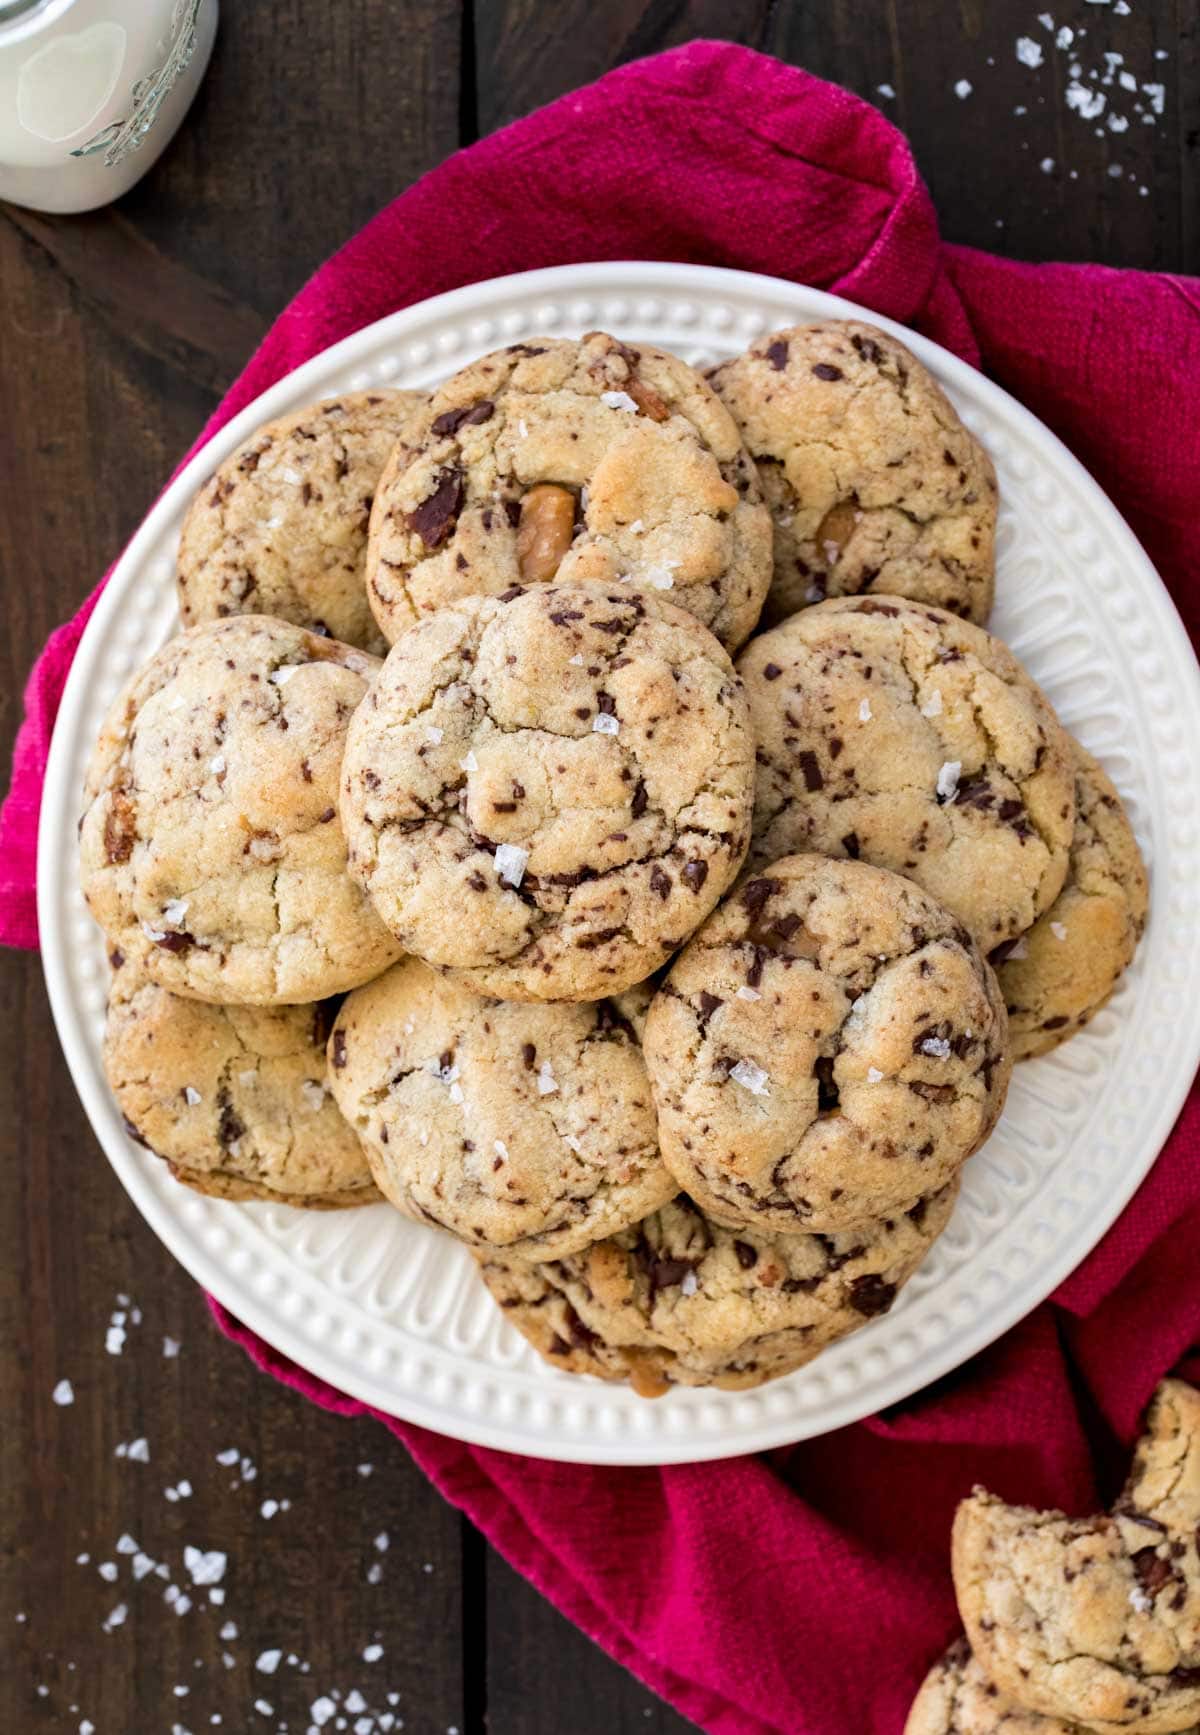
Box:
[81,322,1148,1398]
[908,1380,1200,1735]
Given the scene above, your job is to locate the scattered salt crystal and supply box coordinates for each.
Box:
[1118,69,1137,91]
[517,418,528,438]
[281,466,302,485]
[1143,81,1165,115]
[937,761,962,803]
[1050,921,1068,941]
[736,985,761,1002]
[183,1548,226,1586]
[628,517,644,533]
[601,390,639,413]
[867,1067,885,1084]
[921,1036,952,1059]
[98,1561,118,1582]
[219,1621,238,1641]
[680,1270,699,1297]
[537,1061,558,1097]
[1130,1585,1153,1613]
[1039,156,1056,172]
[1109,114,1129,132]
[567,654,583,666]
[493,842,528,888]
[1107,163,1124,178]
[920,689,943,718]
[132,1553,156,1580]
[265,513,283,529]
[256,1650,282,1675]
[564,1133,583,1154]
[367,1562,383,1584]
[374,1531,390,1552]
[139,925,166,945]
[729,1058,770,1097]
[355,1720,374,1735]
[126,1437,149,1462]
[301,1079,327,1111]
[346,1691,367,1714]
[215,1448,239,1466]
[270,664,301,686]
[1056,24,1073,46]
[52,1378,74,1405]
[81,1722,95,1734]
[184,1086,202,1106]
[425,725,444,744]
[1016,37,1044,67]
[877,82,895,99]
[493,1139,509,1162]
[173,1594,192,1616]
[593,711,620,735]
[858,698,872,722]
[1066,81,1105,120]
[116,1533,138,1554]
[1036,9,1053,27]
[954,79,973,99]
[580,486,590,511]
[312,1698,338,1728]
[460,750,478,772]
[260,1499,279,1519]
[163,898,189,925]
[208,1587,224,1605]
[254,1700,273,1717]
[448,1082,465,1106]
[76,1552,90,1564]
[101,1602,127,1633]
[362,1643,384,1662]
[357,1463,374,1478]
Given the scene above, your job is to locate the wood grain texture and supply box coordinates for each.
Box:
[1,0,1193,1731]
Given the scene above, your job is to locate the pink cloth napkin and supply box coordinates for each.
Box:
[5,42,1200,1734]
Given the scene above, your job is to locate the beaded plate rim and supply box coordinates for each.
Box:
[38,261,1200,1464]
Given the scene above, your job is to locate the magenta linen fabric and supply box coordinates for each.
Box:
[5,43,1200,1734]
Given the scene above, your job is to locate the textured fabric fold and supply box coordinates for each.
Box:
[7,42,1200,1735]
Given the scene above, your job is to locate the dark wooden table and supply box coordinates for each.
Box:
[2,5,1195,1731]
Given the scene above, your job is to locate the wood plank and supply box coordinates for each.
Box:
[484,1552,700,1734]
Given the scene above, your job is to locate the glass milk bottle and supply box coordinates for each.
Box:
[0,0,217,213]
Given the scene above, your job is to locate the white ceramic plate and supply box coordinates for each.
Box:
[39,262,1200,1464]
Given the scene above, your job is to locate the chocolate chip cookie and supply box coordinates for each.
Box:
[953,1381,1200,1735]
[365,332,772,652]
[327,957,673,1258]
[179,391,425,651]
[709,321,997,624]
[79,616,402,1005]
[906,1638,1086,1734]
[642,855,1009,1234]
[740,597,1077,950]
[995,746,1148,1060]
[104,964,377,1208]
[478,1182,957,1397]
[339,583,755,1002]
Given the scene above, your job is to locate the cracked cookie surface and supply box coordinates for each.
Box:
[479,1181,957,1397]
[178,390,426,652]
[365,332,772,652]
[953,1381,1200,1735]
[79,616,403,1005]
[995,745,1148,1061]
[709,320,997,625]
[740,597,1077,950]
[104,964,377,1207]
[339,582,755,1001]
[905,1638,1089,1734]
[327,957,673,1258]
[642,855,1009,1233]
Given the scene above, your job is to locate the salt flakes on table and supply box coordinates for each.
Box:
[1016,36,1044,67]
[954,78,973,98]
[52,1377,74,1405]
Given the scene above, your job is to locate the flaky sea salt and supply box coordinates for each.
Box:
[680,1270,699,1297]
[312,1697,337,1727]
[116,1533,137,1555]
[564,1133,583,1154]
[1050,921,1068,941]
[730,1058,770,1097]
[601,390,639,413]
[867,1067,885,1084]
[493,1139,509,1162]
[1016,36,1044,67]
[1040,156,1056,171]
[593,711,620,735]
[269,664,301,686]
[300,1079,327,1111]
[101,1602,128,1633]
[126,1437,149,1462]
[736,985,761,1002]
[920,689,943,718]
[163,898,189,925]
[362,1643,384,1662]
[858,698,872,722]
[52,1378,74,1405]
[1007,936,1029,961]
[183,1548,226,1587]
[460,750,478,772]
[877,82,895,99]
[98,1561,118,1582]
[920,1036,952,1059]
[256,1650,282,1675]
[215,1448,239,1466]
[937,761,962,803]
[425,725,444,744]
[1066,80,1105,120]
[954,78,973,98]
[184,1086,202,1106]
[568,654,583,666]
[1056,25,1073,47]
[494,842,528,887]
[641,563,676,591]
[537,1061,558,1097]
[280,466,302,486]
[374,1531,389,1552]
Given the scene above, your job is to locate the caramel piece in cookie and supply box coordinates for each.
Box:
[905,1638,1089,1734]
[479,1182,957,1396]
[740,597,1077,950]
[104,966,376,1208]
[339,583,755,1002]
[643,856,1009,1234]
[995,746,1148,1060]
[710,321,997,624]
[327,958,673,1258]
[953,1382,1200,1735]
[179,391,426,652]
[80,616,402,1005]
[365,332,772,651]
